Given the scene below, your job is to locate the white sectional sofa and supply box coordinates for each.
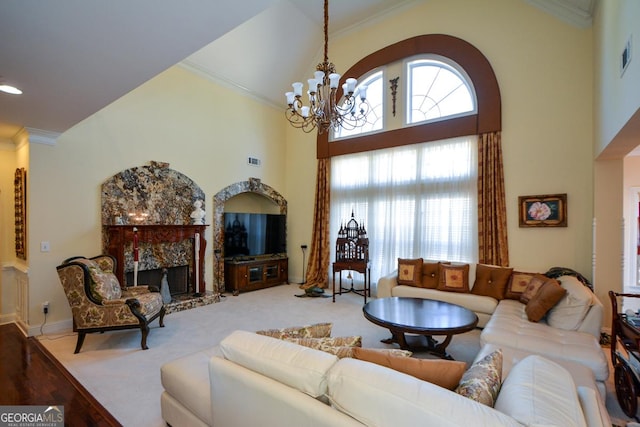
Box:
[161,330,611,427]
[377,262,609,394]
[160,261,611,426]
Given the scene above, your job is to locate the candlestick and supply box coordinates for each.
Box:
[133,227,139,261]
[194,233,200,296]
[133,227,139,286]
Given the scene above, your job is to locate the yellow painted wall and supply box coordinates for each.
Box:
[286,0,594,277]
[25,66,285,328]
[0,140,17,321]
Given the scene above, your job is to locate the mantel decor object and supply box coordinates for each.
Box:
[518,193,567,227]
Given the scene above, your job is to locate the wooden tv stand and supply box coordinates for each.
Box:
[224,256,288,294]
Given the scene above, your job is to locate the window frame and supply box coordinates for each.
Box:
[316,34,501,159]
[405,54,477,126]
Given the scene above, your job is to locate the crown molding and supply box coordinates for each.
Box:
[524,0,595,28]
[25,127,60,146]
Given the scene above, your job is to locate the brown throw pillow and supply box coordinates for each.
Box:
[352,347,466,390]
[525,280,567,322]
[397,258,423,286]
[519,274,549,304]
[437,263,470,293]
[505,271,536,300]
[471,264,513,300]
[420,262,443,289]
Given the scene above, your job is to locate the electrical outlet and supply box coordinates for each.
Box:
[301,244,308,249]
[42,301,49,314]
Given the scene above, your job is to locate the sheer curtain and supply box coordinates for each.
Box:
[330,136,478,286]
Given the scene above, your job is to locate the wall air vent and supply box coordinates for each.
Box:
[248,157,261,166]
[622,35,632,77]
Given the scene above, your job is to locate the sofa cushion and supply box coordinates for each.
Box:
[220,330,338,398]
[504,271,536,300]
[352,347,466,390]
[438,263,470,293]
[75,258,122,302]
[160,346,221,426]
[546,275,595,331]
[494,355,587,427]
[420,261,443,289]
[481,300,609,382]
[525,279,566,322]
[256,322,332,339]
[397,258,423,286]
[471,264,513,300]
[327,358,522,427]
[456,348,502,407]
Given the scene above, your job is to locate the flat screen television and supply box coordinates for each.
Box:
[223,212,286,258]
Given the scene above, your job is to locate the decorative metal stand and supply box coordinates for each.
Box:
[332,211,370,303]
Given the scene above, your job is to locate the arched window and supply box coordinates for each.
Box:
[318,34,501,158]
[313,35,504,283]
[333,70,384,139]
[407,57,476,125]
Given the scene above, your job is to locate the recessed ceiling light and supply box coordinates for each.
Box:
[0,84,23,95]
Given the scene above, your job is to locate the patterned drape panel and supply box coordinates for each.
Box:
[478,131,509,266]
[304,158,331,289]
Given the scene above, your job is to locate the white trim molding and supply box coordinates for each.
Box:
[524,0,595,28]
[25,127,60,146]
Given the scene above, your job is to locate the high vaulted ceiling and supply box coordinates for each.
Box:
[0,0,596,142]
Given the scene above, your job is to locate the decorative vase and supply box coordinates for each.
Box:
[160,269,172,304]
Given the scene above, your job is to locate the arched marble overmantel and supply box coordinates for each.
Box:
[213,178,287,292]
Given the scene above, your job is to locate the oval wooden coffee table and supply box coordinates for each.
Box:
[363,297,478,359]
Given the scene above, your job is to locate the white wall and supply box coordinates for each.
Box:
[595,0,640,158]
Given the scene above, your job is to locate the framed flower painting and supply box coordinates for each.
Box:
[518,194,567,227]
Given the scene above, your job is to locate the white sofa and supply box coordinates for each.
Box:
[377,264,609,395]
[161,330,611,427]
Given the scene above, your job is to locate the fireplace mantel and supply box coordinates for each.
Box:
[104,224,207,294]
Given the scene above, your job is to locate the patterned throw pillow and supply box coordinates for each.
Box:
[75,258,122,302]
[504,271,536,300]
[256,322,333,339]
[284,336,362,358]
[397,258,423,286]
[525,280,566,322]
[456,349,503,407]
[437,263,470,293]
[519,274,549,304]
[471,264,513,300]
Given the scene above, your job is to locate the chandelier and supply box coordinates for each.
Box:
[285,0,369,134]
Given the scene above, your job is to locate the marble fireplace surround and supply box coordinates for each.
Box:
[101,161,206,292]
[213,178,287,293]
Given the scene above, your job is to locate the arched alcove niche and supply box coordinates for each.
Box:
[213,178,287,292]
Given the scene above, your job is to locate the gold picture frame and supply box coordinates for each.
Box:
[14,168,27,259]
[518,193,567,228]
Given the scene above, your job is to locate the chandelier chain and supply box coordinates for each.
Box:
[285,0,370,134]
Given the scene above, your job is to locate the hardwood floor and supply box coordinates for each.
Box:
[0,322,121,426]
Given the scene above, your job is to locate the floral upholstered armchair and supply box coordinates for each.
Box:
[56,255,165,353]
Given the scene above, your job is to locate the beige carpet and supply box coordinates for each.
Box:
[38,284,631,426]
